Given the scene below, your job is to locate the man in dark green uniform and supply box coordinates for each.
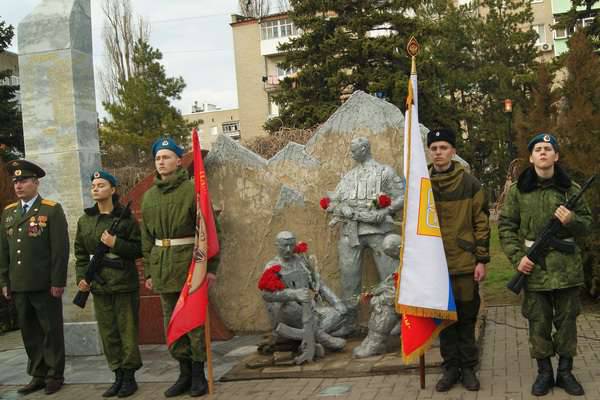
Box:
[141,138,219,398]
[427,129,490,393]
[75,170,142,398]
[0,159,69,395]
[499,133,592,396]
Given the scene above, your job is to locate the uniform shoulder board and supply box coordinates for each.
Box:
[4,202,18,210]
[41,199,57,207]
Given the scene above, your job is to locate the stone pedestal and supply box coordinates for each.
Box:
[18,0,102,354]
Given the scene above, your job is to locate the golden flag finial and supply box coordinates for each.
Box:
[406,36,419,74]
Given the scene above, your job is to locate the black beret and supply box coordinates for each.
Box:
[427,128,456,147]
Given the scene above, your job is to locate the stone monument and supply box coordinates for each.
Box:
[18,0,102,355]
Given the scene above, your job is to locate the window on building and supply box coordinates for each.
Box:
[276,65,298,79]
[222,121,239,133]
[269,99,280,117]
[261,19,297,40]
[532,24,546,45]
[530,0,543,4]
[553,18,575,39]
[211,126,218,136]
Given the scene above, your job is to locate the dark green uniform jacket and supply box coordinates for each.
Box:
[74,204,142,294]
[498,166,592,291]
[141,168,219,293]
[0,197,69,291]
[429,161,491,276]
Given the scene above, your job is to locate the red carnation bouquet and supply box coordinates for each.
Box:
[392,272,399,289]
[319,197,331,210]
[258,265,285,292]
[373,193,392,209]
[294,241,308,254]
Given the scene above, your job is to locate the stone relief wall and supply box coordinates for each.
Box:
[205,91,415,332]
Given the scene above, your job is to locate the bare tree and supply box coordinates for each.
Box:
[99,0,150,104]
[238,0,271,18]
[277,0,290,12]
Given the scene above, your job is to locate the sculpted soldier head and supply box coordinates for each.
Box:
[275,231,296,261]
[350,137,372,163]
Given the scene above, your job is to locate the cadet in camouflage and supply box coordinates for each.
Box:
[499,133,592,397]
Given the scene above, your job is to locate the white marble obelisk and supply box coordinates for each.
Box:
[18,0,102,355]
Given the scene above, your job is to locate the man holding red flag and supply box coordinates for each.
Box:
[141,137,219,398]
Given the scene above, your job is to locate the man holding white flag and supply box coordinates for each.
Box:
[427,128,490,392]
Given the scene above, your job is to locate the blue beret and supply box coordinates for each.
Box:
[152,137,184,158]
[91,169,118,187]
[427,128,456,147]
[527,133,559,153]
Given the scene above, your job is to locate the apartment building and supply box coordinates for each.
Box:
[183,102,240,150]
[230,13,298,141]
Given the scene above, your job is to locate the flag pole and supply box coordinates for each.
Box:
[204,306,214,394]
[406,36,426,388]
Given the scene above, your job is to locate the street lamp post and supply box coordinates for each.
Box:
[504,99,514,160]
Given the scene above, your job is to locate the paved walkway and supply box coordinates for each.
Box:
[1,305,600,399]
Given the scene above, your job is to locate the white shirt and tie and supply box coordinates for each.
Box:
[21,195,39,216]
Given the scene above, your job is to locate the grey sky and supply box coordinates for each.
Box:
[2,0,243,116]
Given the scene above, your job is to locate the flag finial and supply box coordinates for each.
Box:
[406,36,419,74]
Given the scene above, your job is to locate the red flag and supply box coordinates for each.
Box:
[166,128,219,347]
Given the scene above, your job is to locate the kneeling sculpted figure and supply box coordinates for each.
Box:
[352,234,402,359]
[259,231,348,364]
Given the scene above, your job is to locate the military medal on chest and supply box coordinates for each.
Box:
[28,216,43,237]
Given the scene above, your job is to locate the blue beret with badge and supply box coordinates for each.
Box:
[427,128,456,147]
[90,169,118,187]
[527,133,559,153]
[151,137,184,158]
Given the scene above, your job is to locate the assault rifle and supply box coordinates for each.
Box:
[73,201,132,308]
[507,175,596,295]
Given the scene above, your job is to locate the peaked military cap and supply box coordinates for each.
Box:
[90,169,118,187]
[427,128,456,147]
[151,137,184,158]
[6,159,46,180]
[527,133,559,153]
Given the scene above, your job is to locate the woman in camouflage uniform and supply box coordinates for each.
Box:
[499,134,592,397]
[75,170,142,398]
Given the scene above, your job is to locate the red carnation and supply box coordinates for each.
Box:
[294,241,308,254]
[392,272,399,289]
[258,265,285,292]
[319,197,331,210]
[378,194,392,208]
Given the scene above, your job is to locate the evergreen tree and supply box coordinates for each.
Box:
[513,62,558,162]
[556,31,600,297]
[0,18,23,162]
[270,0,421,131]
[465,0,538,193]
[101,39,190,166]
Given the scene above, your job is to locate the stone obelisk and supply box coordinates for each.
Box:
[18,0,102,355]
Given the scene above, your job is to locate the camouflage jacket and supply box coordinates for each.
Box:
[141,167,219,293]
[429,161,491,275]
[74,203,142,294]
[498,166,592,291]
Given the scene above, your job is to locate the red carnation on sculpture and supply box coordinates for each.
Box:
[258,265,285,292]
[372,193,392,209]
[392,272,399,289]
[319,196,331,210]
[294,241,308,254]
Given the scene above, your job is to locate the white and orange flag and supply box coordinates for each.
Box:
[396,37,457,363]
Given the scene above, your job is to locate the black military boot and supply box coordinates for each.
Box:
[164,360,192,397]
[102,368,123,397]
[190,361,208,397]
[461,367,480,391]
[532,358,554,396]
[117,369,138,397]
[555,356,584,396]
[435,366,460,392]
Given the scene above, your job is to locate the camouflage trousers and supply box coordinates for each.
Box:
[522,287,581,359]
[93,291,142,371]
[440,274,481,370]
[160,293,206,362]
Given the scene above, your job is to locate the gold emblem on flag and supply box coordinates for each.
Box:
[406,36,419,58]
[417,178,441,237]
